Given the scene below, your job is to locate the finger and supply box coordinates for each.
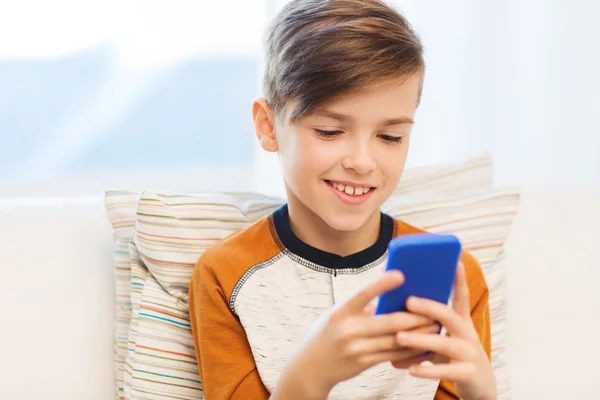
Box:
[412,323,442,335]
[391,352,435,369]
[361,302,377,316]
[358,347,433,368]
[408,361,476,382]
[432,351,449,365]
[340,270,404,316]
[350,335,403,354]
[394,323,441,353]
[345,327,436,356]
[396,332,475,362]
[453,262,471,319]
[405,296,472,339]
[351,312,434,337]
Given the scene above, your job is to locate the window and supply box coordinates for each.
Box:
[0,0,267,196]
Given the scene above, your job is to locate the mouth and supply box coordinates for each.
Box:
[324,180,376,205]
[325,180,374,196]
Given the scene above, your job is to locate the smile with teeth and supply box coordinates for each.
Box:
[327,181,373,196]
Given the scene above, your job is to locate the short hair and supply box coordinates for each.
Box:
[263,0,424,123]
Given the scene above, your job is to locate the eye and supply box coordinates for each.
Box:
[379,134,403,144]
[314,129,343,139]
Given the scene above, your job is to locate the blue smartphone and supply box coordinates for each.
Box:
[375,233,461,316]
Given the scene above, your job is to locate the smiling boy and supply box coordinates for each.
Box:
[188,1,496,399]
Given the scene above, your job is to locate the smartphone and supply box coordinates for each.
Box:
[375,233,461,316]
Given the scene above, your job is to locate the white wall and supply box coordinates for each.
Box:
[409,0,600,187]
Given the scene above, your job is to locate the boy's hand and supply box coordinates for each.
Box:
[394,263,497,400]
[273,270,438,399]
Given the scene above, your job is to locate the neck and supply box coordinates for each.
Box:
[286,195,381,257]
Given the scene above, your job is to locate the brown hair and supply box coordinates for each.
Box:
[263,0,424,123]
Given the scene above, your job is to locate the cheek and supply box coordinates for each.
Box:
[380,146,409,182]
[279,132,329,188]
[293,137,335,174]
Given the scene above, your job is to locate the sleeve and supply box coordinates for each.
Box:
[434,252,492,400]
[188,254,270,400]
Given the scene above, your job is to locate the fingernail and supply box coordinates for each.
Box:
[397,332,410,342]
[407,296,420,307]
[391,270,404,281]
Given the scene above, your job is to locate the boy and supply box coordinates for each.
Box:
[188,0,496,399]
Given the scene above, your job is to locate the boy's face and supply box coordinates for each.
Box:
[254,74,421,232]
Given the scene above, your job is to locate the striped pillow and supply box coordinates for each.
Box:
[105,191,280,399]
[129,192,281,398]
[395,154,492,196]
[122,241,153,399]
[134,193,283,299]
[382,188,521,399]
[105,191,141,399]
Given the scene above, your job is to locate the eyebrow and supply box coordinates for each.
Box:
[314,109,414,126]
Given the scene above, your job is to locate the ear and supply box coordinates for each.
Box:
[252,97,279,153]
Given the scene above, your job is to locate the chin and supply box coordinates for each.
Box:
[321,210,375,232]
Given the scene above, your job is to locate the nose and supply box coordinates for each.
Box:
[341,140,376,174]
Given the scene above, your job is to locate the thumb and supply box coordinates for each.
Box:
[342,270,404,316]
[452,262,471,319]
[361,302,377,316]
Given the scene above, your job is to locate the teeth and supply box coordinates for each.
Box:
[330,181,372,196]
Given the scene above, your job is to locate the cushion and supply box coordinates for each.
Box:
[105,191,142,399]
[394,153,493,196]
[129,192,282,398]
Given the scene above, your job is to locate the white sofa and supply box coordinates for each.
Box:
[1,186,599,400]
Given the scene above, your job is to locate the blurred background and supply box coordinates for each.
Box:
[1,0,599,198]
